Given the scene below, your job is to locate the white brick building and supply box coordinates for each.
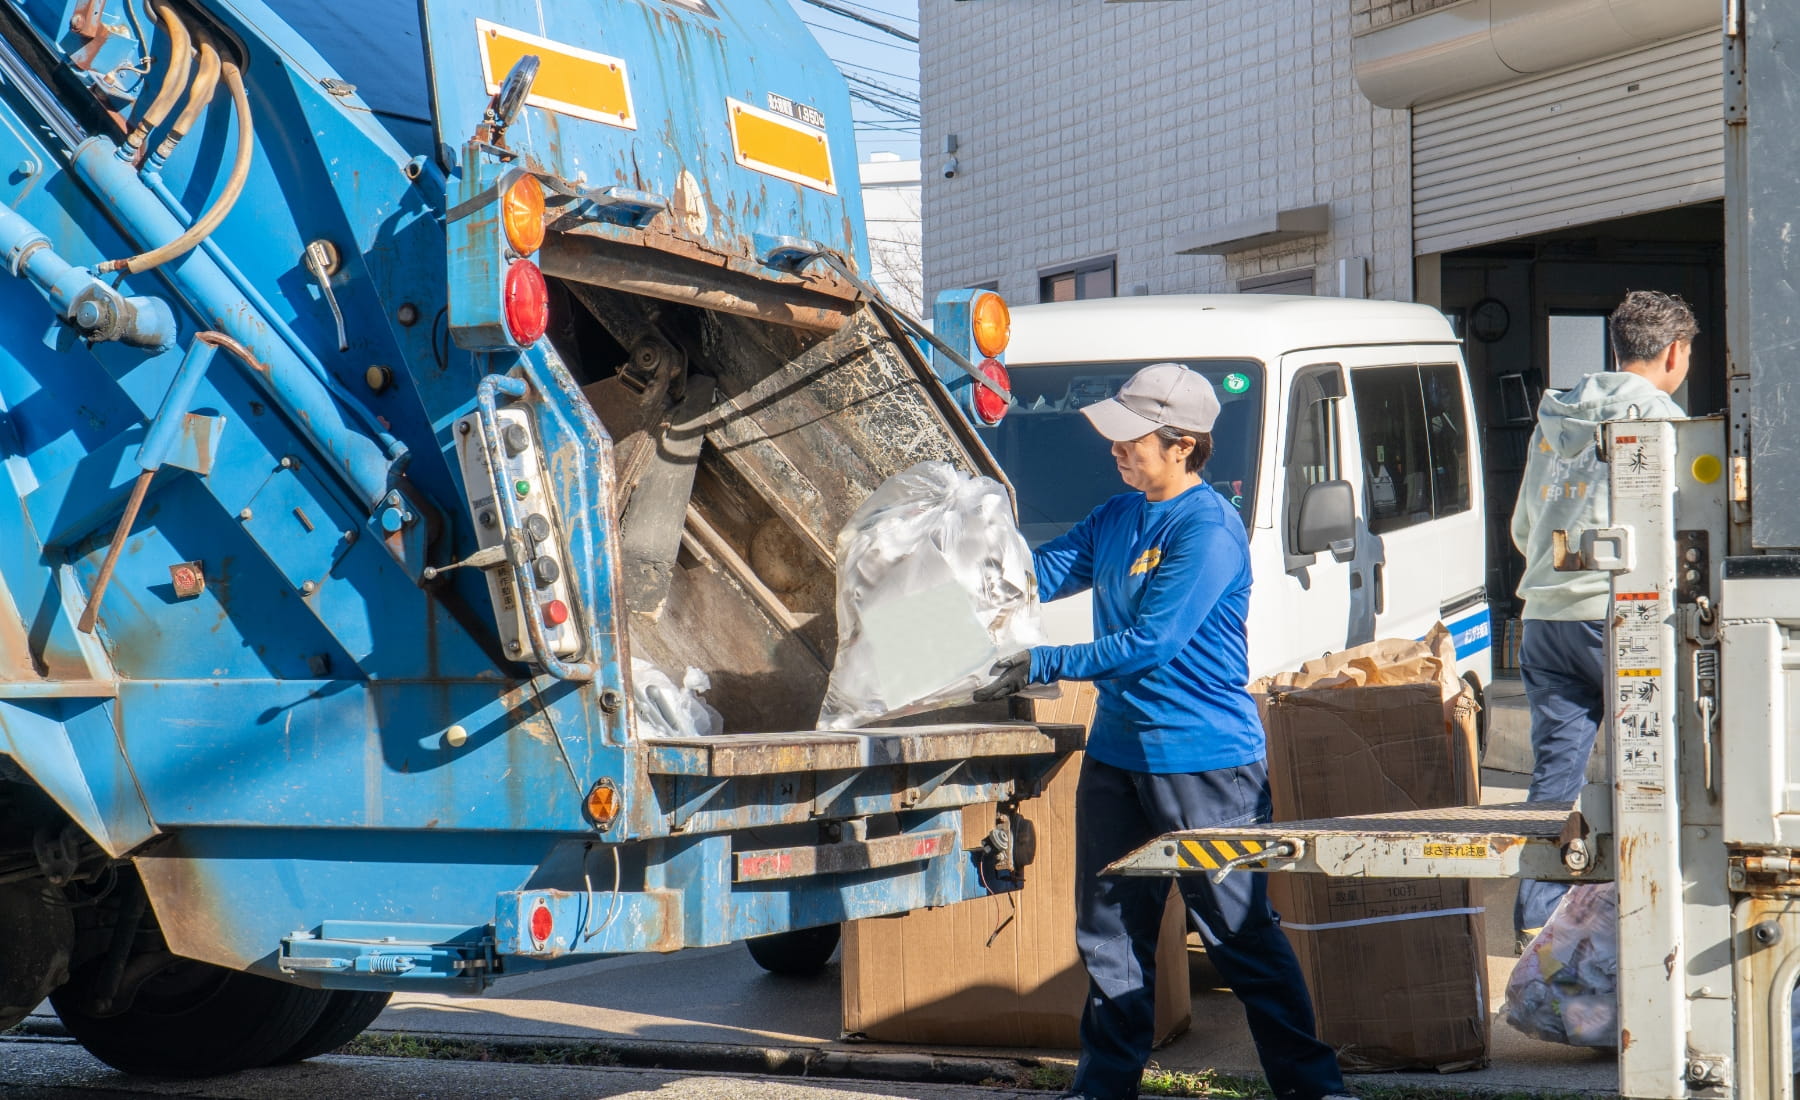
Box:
[921,0,1412,305]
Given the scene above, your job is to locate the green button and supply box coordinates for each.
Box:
[514,480,531,499]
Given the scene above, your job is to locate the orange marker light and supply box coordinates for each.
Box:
[971,291,1011,358]
[584,778,620,829]
[502,173,547,255]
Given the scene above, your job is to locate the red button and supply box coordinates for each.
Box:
[543,599,569,626]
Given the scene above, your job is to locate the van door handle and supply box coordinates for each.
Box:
[1373,563,1386,615]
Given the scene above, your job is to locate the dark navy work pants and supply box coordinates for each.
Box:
[1515,618,1608,936]
[1071,756,1344,1100]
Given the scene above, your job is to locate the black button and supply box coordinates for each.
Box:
[533,556,560,586]
[502,423,530,456]
[524,513,551,542]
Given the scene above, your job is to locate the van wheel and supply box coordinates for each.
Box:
[270,990,393,1063]
[52,957,331,1077]
[745,924,841,976]
[1463,672,1489,761]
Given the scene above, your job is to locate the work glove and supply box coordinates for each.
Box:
[973,651,1031,702]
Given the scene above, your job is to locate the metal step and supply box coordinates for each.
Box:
[1107,801,1613,883]
[639,721,1083,776]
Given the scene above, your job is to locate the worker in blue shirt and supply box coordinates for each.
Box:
[977,363,1346,1100]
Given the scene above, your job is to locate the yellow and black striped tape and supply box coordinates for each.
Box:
[1174,838,1266,871]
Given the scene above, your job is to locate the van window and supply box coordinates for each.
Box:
[1283,366,1342,557]
[973,359,1264,547]
[1351,364,1471,533]
[1421,363,1472,519]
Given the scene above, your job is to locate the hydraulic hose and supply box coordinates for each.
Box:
[101,59,253,275]
[153,35,218,163]
[122,3,191,157]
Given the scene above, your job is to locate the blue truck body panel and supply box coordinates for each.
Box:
[0,0,1063,1010]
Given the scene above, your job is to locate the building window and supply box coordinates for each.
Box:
[1351,364,1472,534]
[1547,310,1612,390]
[1238,268,1316,295]
[1039,258,1116,302]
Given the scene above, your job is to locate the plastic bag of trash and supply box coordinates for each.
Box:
[817,461,1042,730]
[631,657,724,738]
[1505,882,1800,1055]
[1502,883,1620,1047]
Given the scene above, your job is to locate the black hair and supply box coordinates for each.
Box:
[1610,290,1700,364]
[1154,426,1213,473]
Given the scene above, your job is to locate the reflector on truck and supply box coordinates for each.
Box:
[476,19,636,129]
[728,98,836,194]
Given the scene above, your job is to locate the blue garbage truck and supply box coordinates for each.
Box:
[0,0,1068,1076]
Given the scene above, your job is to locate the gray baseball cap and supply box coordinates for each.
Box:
[1081,362,1222,441]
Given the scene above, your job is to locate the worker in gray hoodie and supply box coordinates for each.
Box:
[1510,289,1696,947]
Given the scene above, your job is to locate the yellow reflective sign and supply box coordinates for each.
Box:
[728,98,836,194]
[477,20,636,130]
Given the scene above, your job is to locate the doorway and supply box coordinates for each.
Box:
[1431,202,1725,663]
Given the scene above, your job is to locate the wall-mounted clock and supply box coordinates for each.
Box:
[1469,297,1511,343]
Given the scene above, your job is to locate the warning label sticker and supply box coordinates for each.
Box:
[1613,434,1664,496]
[1421,843,1491,860]
[1621,785,1667,814]
[1613,592,1663,669]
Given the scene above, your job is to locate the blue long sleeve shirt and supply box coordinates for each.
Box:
[1029,484,1264,774]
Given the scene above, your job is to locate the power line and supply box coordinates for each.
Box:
[795,0,918,43]
[844,71,920,106]
[801,18,916,54]
[849,90,919,121]
[839,59,920,85]
[811,0,917,30]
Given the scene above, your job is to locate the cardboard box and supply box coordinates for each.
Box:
[1261,680,1490,1072]
[841,682,1191,1047]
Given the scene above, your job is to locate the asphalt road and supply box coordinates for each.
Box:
[0,1037,1045,1100]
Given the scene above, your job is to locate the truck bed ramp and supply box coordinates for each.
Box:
[1108,802,1610,883]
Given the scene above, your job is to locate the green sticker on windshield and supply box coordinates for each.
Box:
[1223,372,1251,394]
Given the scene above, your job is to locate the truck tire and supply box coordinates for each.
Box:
[744,924,840,976]
[0,882,72,1032]
[271,990,393,1063]
[51,958,332,1077]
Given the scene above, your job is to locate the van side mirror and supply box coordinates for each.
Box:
[1294,480,1356,557]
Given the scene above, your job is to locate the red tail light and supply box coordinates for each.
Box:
[529,899,553,947]
[504,259,549,345]
[972,357,1009,426]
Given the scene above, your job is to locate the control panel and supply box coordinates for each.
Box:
[453,404,581,661]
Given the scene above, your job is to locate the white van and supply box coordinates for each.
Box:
[975,293,1493,697]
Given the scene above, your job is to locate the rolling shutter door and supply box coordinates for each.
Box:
[1413,32,1723,256]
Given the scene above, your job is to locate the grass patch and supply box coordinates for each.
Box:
[339,1035,1594,1100]
[340,1033,619,1067]
[998,1062,1596,1099]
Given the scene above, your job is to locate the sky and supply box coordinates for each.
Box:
[784,0,921,163]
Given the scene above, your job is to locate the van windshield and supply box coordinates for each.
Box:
[975,359,1264,547]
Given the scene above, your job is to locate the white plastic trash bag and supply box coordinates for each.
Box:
[1504,884,1800,1055]
[817,461,1043,730]
[1502,883,1620,1047]
[631,657,724,738]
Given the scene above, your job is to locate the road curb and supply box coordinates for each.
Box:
[12,1015,1052,1087]
[372,1031,1052,1087]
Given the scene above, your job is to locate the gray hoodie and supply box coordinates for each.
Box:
[1511,371,1684,621]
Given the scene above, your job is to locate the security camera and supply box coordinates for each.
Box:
[941,156,959,179]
